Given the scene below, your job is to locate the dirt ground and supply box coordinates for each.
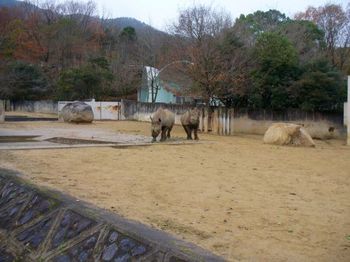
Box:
[1,120,350,261]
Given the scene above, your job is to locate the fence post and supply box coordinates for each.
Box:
[225,109,228,135]
[219,108,222,135]
[204,108,208,133]
[199,108,203,132]
[212,108,218,134]
[230,109,235,135]
[223,108,227,135]
[346,76,350,146]
[223,108,226,135]
[0,100,4,123]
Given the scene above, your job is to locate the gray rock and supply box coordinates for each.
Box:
[60,102,94,123]
[102,243,118,261]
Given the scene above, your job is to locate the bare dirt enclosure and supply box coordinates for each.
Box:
[0,119,350,261]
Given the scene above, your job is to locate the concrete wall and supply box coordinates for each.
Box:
[58,101,121,120]
[7,100,58,114]
[232,108,345,139]
[121,100,345,139]
[0,100,4,123]
[121,99,198,125]
[233,117,343,139]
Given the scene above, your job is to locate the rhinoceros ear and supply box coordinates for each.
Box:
[150,116,153,121]
[158,118,161,122]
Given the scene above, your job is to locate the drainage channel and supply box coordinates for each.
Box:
[0,136,40,143]
[45,137,120,145]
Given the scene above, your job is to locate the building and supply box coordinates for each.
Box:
[137,66,196,104]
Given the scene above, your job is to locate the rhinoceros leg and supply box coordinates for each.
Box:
[194,127,199,140]
[160,126,167,141]
[167,126,173,139]
[185,126,193,140]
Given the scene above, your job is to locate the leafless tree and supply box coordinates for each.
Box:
[295,3,350,71]
[171,5,237,105]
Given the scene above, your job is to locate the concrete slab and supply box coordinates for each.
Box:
[0,125,201,150]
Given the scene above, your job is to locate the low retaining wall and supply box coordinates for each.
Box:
[0,168,223,262]
[6,100,58,114]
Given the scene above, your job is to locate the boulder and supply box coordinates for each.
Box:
[60,101,94,123]
[263,123,315,147]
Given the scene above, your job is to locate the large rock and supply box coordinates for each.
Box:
[61,101,94,123]
[263,123,315,147]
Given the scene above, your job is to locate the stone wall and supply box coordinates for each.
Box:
[0,168,223,262]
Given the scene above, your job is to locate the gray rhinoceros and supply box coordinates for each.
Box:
[150,108,175,142]
[180,108,200,140]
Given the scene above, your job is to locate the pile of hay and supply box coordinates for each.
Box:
[263,123,315,147]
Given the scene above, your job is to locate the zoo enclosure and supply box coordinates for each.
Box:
[4,99,346,137]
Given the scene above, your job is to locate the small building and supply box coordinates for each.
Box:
[137,66,197,104]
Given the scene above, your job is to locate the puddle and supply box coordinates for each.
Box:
[45,137,118,145]
[5,115,58,122]
[0,136,39,143]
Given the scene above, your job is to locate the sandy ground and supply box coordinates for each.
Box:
[0,120,350,261]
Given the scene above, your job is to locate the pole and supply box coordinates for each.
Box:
[347,76,350,145]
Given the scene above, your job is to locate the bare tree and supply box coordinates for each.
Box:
[295,3,350,71]
[171,5,233,105]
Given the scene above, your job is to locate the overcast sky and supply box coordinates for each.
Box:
[90,0,348,30]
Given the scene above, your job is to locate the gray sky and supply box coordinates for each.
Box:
[90,0,348,30]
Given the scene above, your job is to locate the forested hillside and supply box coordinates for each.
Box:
[0,0,349,112]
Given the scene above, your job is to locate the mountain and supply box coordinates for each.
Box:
[0,0,20,7]
[1,1,167,38]
[104,17,167,38]
[0,0,37,9]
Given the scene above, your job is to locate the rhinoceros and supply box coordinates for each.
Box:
[150,108,175,142]
[180,108,200,140]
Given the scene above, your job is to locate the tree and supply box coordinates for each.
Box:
[56,57,113,100]
[0,61,49,101]
[291,59,345,112]
[251,32,299,110]
[277,20,325,64]
[171,4,232,105]
[209,29,253,108]
[232,9,288,47]
[295,4,350,71]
